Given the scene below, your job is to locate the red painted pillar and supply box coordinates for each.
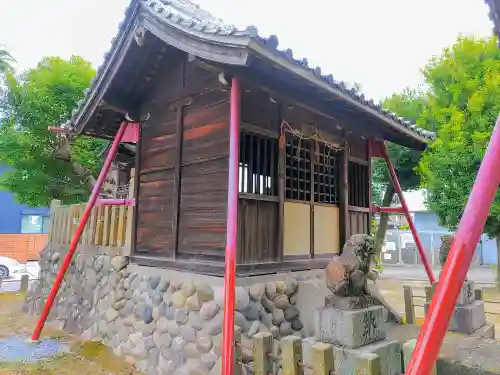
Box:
[221,77,241,375]
[406,115,500,375]
[31,122,129,341]
[380,143,436,284]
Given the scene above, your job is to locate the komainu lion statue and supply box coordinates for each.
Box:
[325,233,378,299]
[324,234,402,322]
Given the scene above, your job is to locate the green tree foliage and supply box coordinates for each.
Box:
[419,36,500,236]
[418,36,500,280]
[0,56,105,207]
[372,89,431,253]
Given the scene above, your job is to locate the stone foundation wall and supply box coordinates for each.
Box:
[24,244,314,375]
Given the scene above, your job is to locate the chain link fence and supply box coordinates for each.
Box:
[380,229,483,266]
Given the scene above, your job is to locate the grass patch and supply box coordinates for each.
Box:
[0,292,142,375]
[0,352,139,375]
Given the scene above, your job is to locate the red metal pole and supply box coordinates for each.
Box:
[221,77,240,375]
[96,198,135,206]
[371,205,406,214]
[31,122,128,341]
[380,143,436,284]
[406,115,500,375]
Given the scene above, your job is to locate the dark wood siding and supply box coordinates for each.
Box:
[132,64,374,272]
[241,89,280,133]
[135,83,178,255]
[177,94,230,260]
[237,199,279,264]
[134,54,229,258]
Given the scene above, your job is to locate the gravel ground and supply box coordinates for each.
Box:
[379,279,500,373]
[388,324,500,373]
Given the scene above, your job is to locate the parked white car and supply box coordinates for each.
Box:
[0,257,22,279]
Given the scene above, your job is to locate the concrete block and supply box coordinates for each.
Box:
[333,340,402,375]
[425,300,485,334]
[314,306,386,348]
[452,300,485,334]
[425,281,474,306]
[456,281,475,306]
[403,339,436,375]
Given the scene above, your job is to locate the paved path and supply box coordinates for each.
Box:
[380,265,496,284]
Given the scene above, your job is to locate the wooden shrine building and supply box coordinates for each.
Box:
[65,0,433,276]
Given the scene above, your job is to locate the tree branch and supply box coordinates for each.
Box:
[55,136,97,190]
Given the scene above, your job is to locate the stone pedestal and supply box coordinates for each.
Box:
[314,305,386,348]
[314,304,402,374]
[425,281,485,334]
[425,300,485,334]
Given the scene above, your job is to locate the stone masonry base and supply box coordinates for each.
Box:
[24,244,314,375]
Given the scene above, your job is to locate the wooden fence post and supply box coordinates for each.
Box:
[48,200,61,243]
[253,332,273,375]
[281,335,303,375]
[124,168,135,254]
[20,274,30,293]
[353,352,381,375]
[403,286,416,324]
[312,343,334,375]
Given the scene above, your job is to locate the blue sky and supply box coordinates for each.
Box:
[1,0,494,100]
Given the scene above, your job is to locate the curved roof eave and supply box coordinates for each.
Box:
[67,0,435,149]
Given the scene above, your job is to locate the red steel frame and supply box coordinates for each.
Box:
[221,77,241,375]
[31,121,129,340]
[371,141,436,284]
[371,205,405,214]
[406,115,500,374]
[96,198,135,206]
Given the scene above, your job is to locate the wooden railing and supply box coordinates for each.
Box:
[48,169,135,249]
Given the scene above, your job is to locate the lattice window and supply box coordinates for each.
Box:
[285,135,312,201]
[348,162,369,207]
[313,144,339,204]
[239,131,278,196]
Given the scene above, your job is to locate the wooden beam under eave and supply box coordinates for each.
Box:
[98,100,129,115]
[277,104,285,262]
[367,141,373,235]
[339,140,350,247]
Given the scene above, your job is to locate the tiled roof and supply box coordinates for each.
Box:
[68,0,435,142]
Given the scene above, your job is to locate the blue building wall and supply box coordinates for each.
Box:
[0,165,50,234]
[412,211,497,265]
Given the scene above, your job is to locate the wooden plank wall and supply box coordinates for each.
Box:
[177,95,230,261]
[237,199,279,263]
[135,53,230,260]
